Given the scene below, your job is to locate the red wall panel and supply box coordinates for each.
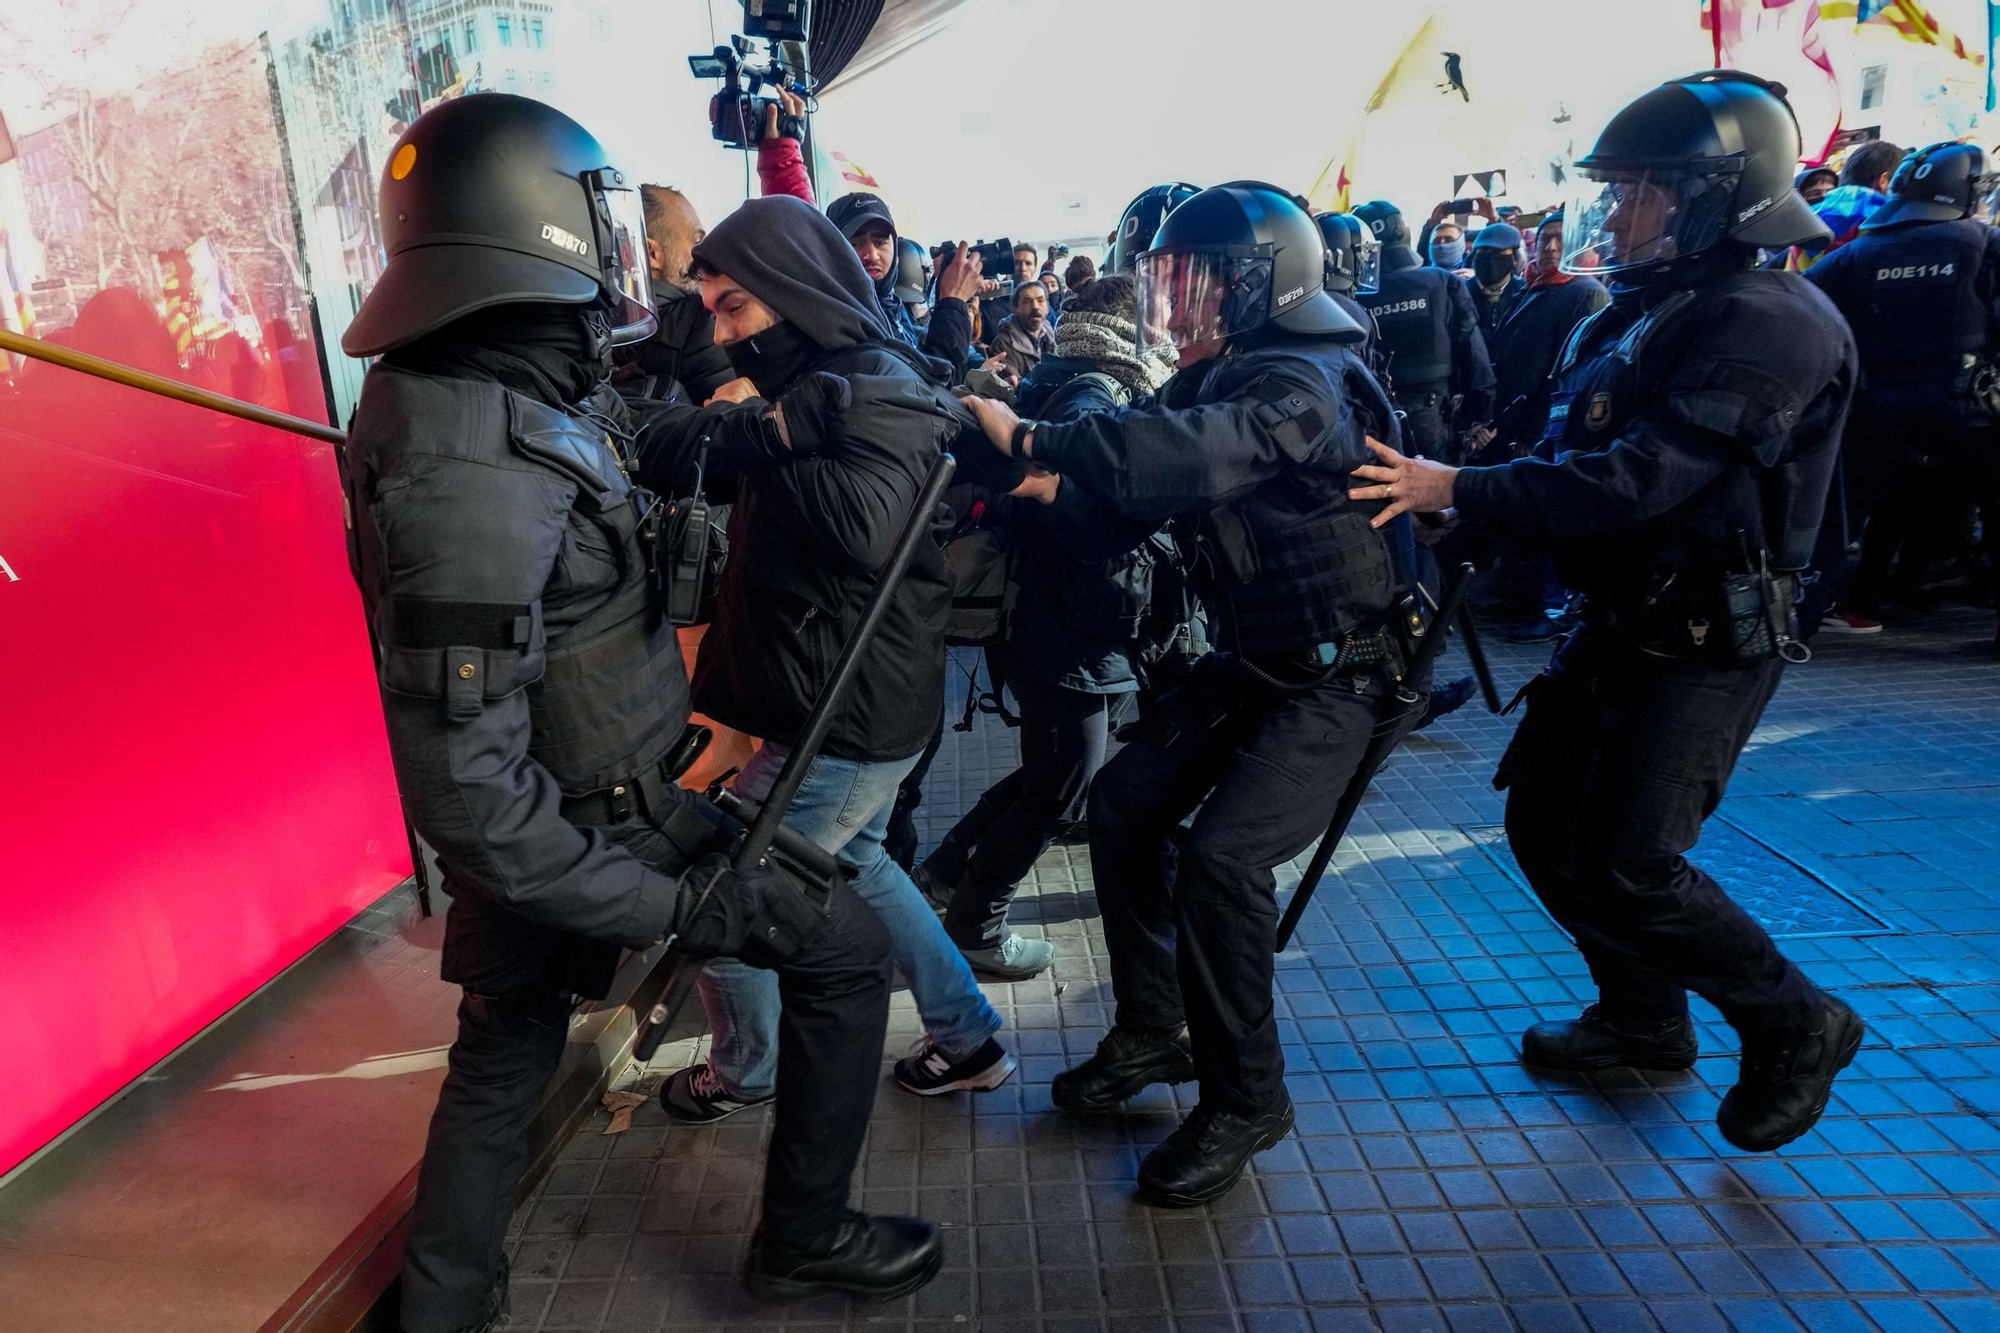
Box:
[0,361,409,1176]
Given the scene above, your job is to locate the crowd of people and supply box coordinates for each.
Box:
[334,68,1998,1333]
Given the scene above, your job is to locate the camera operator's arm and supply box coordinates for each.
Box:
[921,242,982,383]
[755,89,814,205]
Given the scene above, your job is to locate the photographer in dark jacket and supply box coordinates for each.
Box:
[963,184,1414,1207]
[825,191,980,383]
[913,275,1184,981]
[634,195,1017,1111]
[337,96,934,1328]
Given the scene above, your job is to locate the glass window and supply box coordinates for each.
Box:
[1860,65,1887,111]
[497,14,511,47]
[529,18,544,48]
[465,19,477,51]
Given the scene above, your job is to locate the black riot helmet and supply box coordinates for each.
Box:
[1107,181,1201,274]
[1135,180,1363,356]
[1561,70,1828,280]
[342,94,655,357]
[1353,200,1411,250]
[895,237,934,315]
[1865,142,1985,230]
[1315,211,1380,294]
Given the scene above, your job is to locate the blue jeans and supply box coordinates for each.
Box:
[697,742,1003,1098]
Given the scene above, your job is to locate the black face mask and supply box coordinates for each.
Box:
[1473,252,1518,287]
[721,319,820,395]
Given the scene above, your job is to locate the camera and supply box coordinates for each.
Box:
[930,238,1018,293]
[690,36,808,150]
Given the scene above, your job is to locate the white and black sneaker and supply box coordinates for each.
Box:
[893,1036,1018,1096]
[660,1063,775,1123]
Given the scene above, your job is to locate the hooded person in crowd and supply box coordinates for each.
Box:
[825,190,980,382]
[630,194,1022,1121]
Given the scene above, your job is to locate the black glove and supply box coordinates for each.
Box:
[774,371,852,457]
[668,853,827,960]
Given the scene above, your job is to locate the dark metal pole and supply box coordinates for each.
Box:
[1273,562,1476,953]
[1419,578,1499,714]
[630,453,956,1062]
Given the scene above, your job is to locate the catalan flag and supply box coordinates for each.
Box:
[1821,0,1988,66]
[1701,1,1844,162]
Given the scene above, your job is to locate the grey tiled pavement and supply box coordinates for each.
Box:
[502,607,2000,1332]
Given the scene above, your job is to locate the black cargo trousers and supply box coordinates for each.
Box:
[1086,653,1416,1117]
[1497,625,1823,1040]
[399,814,892,1333]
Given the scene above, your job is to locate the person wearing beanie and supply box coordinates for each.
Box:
[913,275,1190,980]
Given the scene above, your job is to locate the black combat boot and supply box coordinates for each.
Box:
[744,1212,942,1302]
[1138,1095,1296,1207]
[1520,1005,1699,1072]
[1051,1025,1195,1110]
[1717,998,1864,1152]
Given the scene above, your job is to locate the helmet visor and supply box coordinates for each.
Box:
[1135,248,1273,354]
[595,177,656,344]
[1560,164,1739,275]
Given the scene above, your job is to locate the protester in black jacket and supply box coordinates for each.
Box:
[633,195,1018,1113]
[1487,215,1612,451]
[825,191,980,383]
[912,276,1184,982]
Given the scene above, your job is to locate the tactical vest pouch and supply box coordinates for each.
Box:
[377,596,545,721]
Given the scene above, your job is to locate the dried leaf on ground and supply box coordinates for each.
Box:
[601,1088,648,1134]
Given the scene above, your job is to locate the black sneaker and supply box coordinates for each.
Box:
[1137,1096,1296,1208]
[1520,1005,1699,1072]
[1051,1025,1195,1110]
[660,1063,775,1123]
[893,1036,1017,1096]
[1717,998,1864,1152]
[745,1212,942,1302]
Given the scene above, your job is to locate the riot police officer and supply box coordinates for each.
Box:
[337,96,938,1331]
[1355,199,1495,465]
[1105,181,1203,274]
[1315,210,1383,348]
[1352,71,1865,1153]
[962,183,1412,1206]
[1803,141,2000,652]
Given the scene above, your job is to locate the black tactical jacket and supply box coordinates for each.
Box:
[1454,265,1858,595]
[1030,331,1401,658]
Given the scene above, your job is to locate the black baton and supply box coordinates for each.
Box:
[631,453,957,1061]
[1420,579,1500,713]
[1272,561,1475,953]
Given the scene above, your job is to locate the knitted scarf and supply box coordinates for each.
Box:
[1051,310,1180,397]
